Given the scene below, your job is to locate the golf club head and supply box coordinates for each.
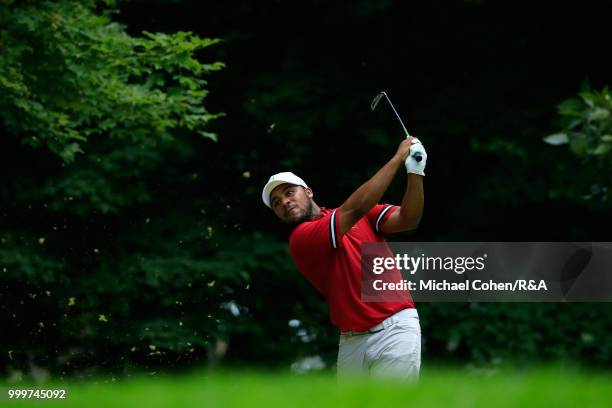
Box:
[371,90,421,162]
[371,92,386,111]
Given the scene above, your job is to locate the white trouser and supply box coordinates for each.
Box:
[337,308,421,381]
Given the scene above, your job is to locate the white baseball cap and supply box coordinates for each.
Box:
[262,172,308,208]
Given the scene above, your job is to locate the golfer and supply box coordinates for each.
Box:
[262,136,426,379]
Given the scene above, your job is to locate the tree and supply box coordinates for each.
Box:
[0,0,229,376]
[0,0,222,162]
[544,86,612,204]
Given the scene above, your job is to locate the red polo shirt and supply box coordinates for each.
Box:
[289,204,415,332]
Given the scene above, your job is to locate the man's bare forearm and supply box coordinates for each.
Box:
[396,174,424,229]
[338,155,403,234]
[345,156,402,216]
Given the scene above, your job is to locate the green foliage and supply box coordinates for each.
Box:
[544,86,612,203]
[0,0,230,375]
[419,303,612,368]
[0,0,223,163]
[0,0,224,215]
[0,232,66,284]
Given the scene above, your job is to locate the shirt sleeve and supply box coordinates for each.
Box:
[366,203,399,234]
[290,209,343,258]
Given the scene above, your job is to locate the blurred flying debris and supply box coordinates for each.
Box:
[290,356,326,373]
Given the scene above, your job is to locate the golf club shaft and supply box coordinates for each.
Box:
[383,93,410,138]
[382,93,423,162]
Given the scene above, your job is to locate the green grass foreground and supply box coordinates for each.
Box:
[5,366,612,407]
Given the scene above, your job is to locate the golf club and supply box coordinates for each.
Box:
[371,91,423,162]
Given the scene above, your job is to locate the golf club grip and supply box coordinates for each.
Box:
[413,152,423,162]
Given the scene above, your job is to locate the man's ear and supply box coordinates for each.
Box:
[304,187,313,198]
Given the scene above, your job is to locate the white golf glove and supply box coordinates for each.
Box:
[405,138,427,176]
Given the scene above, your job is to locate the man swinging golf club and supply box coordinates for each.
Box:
[262,131,427,380]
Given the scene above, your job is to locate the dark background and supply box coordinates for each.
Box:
[121,0,612,241]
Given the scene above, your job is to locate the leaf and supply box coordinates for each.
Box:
[579,92,596,108]
[567,119,582,129]
[592,143,612,156]
[557,98,584,117]
[569,138,588,157]
[601,135,612,142]
[59,142,84,163]
[197,130,218,142]
[543,133,569,145]
[588,108,610,121]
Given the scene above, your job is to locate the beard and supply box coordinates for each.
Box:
[284,200,314,227]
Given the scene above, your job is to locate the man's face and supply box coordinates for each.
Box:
[269,184,314,226]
